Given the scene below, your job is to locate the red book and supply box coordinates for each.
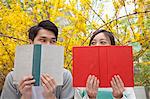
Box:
[73,46,134,87]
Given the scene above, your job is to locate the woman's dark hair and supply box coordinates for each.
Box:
[89,29,116,45]
[28,20,58,41]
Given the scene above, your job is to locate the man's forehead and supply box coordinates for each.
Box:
[37,29,55,36]
[37,32,56,39]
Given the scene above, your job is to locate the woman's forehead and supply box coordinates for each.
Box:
[93,33,110,40]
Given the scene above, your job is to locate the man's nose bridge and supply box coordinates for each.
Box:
[46,41,51,45]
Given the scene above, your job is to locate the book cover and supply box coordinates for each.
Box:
[73,46,134,87]
[13,44,64,86]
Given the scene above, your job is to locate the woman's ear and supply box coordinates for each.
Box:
[29,39,34,44]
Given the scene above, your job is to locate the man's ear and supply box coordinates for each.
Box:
[29,39,34,44]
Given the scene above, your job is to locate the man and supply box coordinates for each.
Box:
[1,20,74,99]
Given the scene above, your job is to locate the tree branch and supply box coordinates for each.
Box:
[0,32,28,43]
[122,0,135,38]
[0,40,14,65]
[86,1,112,32]
[97,11,150,30]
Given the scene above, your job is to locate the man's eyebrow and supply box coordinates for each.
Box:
[40,36,47,39]
[51,37,56,39]
[39,36,56,39]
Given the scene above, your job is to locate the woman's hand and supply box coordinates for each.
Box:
[111,75,125,99]
[86,75,99,99]
[41,74,57,99]
[19,75,35,99]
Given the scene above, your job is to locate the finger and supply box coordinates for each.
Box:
[111,77,118,91]
[24,85,32,89]
[111,80,117,92]
[93,77,97,90]
[117,75,124,87]
[41,75,49,90]
[93,77,99,95]
[41,74,55,92]
[114,75,121,88]
[19,75,33,87]
[20,79,35,90]
[110,80,114,89]
[96,79,100,88]
[86,75,92,89]
[86,75,91,86]
[114,75,122,89]
[41,81,49,92]
[45,74,56,89]
[89,75,95,89]
[19,75,34,90]
[114,75,124,92]
[117,75,125,92]
[45,74,56,85]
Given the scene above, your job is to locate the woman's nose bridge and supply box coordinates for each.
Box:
[96,42,101,46]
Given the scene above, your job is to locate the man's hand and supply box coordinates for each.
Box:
[111,75,125,99]
[19,75,35,99]
[41,74,57,99]
[86,75,99,99]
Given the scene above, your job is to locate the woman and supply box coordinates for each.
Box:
[75,30,136,99]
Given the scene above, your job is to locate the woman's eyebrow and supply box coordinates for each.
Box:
[100,38,109,40]
[93,38,107,40]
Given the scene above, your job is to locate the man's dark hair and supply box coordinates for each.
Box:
[28,20,58,41]
[89,29,116,45]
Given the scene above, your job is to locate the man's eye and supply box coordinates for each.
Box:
[40,39,46,42]
[50,39,56,44]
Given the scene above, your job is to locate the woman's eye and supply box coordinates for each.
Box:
[91,42,96,45]
[100,41,107,44]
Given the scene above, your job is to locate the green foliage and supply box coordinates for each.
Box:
[135,63,150,86]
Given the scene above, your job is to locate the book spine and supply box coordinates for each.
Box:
[32,44,41,86]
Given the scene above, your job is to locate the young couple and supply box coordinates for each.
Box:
[1,20,136,99]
